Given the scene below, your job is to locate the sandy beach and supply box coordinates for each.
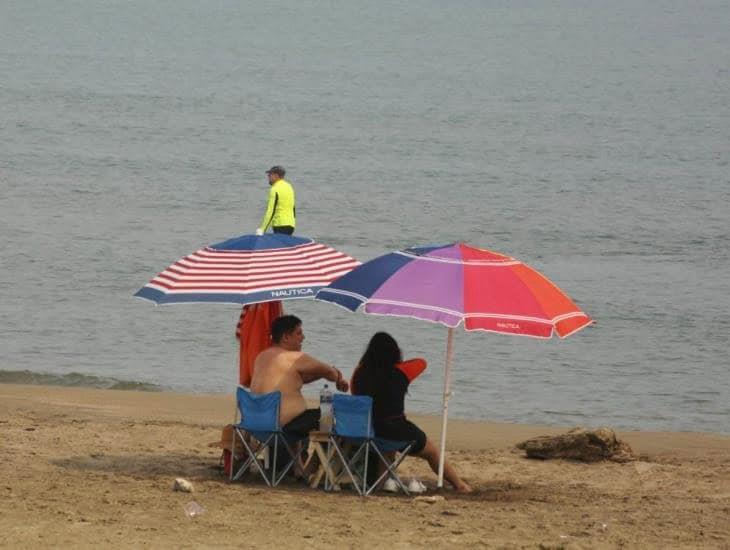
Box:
[1,384,728,549]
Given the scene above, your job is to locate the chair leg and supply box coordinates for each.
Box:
[363,443,370,496]
[251,438,274,487]
[365,443,412,496]
[232,429,274,486]
[272,436,306,486]
[330,439,364,496]
[272,438,278,486]
[231,428,256,482]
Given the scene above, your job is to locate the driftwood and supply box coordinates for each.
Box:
[516,427,635,463]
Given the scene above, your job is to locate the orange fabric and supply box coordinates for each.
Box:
[350,358,427,393]
[395,358,427,383]
[236,301,283,387]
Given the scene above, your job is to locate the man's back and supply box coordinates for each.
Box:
[258,169,296,234]
[269,179,295,227]
[250,346,307,425]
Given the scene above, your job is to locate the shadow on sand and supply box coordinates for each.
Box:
[52,452,220,480]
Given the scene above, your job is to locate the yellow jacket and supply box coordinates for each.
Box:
[258,178,296,231]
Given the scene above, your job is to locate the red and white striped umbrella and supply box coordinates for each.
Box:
[135,233,360,305]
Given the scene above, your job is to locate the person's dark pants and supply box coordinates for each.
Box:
[273,226,294,235]
[272,408,320,474]
[365,418,427,484]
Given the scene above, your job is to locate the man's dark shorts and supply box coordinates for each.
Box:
[282,408,320,437]
[270,409,320,474]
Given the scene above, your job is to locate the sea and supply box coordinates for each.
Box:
[1,0,728,434]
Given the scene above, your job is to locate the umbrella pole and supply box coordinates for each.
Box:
[437,327,455,488]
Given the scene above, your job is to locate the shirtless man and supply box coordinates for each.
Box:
[250,314,348,436]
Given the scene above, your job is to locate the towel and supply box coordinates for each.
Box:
[236,301,283,387]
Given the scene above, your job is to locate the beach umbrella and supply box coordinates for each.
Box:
[135,233,361,387]
[134,233,360,305]
[315,242,593,487]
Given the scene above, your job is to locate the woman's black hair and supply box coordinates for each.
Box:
[353,332,402,396]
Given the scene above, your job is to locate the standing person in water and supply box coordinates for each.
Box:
[350,332,472,493]
[255,165,296,235]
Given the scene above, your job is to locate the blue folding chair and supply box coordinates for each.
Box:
[230,387,306,487]
[329,394,413,496]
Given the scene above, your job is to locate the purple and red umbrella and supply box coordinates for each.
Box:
[316,242,593,486]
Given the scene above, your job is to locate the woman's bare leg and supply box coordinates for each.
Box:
[416,439,472,493]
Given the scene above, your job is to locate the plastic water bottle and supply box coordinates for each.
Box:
[319,384,333,433]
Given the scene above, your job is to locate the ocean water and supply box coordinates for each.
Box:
[1,0,728,433]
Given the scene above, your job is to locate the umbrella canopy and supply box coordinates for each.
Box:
[315,242,593,487]
[135,233,360,305]
[316,242,591,338]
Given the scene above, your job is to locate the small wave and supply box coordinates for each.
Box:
[541,410,589,418]
[0,369,162,392]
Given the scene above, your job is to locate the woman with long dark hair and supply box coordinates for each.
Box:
[351,332,471,493]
